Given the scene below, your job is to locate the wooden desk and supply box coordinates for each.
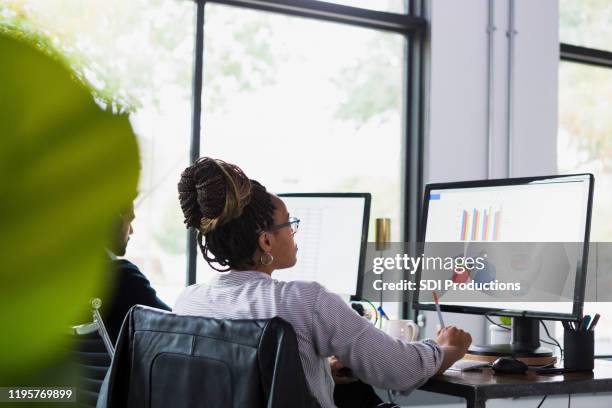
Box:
[419,359,612,408]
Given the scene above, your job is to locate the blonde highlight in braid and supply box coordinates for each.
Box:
[198,159,252,233]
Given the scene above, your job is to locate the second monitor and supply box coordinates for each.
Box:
[276,193,370,298]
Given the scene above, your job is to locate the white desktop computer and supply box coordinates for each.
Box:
[414,174,594,358]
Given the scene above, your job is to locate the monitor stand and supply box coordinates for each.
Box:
[466,317,553,363]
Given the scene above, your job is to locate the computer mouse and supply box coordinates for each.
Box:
[491,357,528,374]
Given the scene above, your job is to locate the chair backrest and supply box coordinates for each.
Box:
[100,306,319,408]
[69,298,114,407]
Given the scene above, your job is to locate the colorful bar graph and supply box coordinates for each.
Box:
[459,207,501,241]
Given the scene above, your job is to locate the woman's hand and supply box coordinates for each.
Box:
[436,326,472,353]
[435,326,473,374]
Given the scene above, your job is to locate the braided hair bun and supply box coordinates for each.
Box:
[178,157,275,271]
[178,157,252,233]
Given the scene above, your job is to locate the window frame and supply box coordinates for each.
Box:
[185,0,428,319]
[560,43,612,69]
[559,39,612,356]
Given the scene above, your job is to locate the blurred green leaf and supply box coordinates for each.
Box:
[0,33,139,382]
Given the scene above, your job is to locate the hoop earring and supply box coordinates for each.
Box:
[260,252,274,266]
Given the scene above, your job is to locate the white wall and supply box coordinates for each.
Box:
[511,0,559,176]
[426,0,558,184]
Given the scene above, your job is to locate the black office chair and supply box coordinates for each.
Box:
[69,298,115,407]
[97,305,319,408]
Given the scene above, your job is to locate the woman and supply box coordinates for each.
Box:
[174,157,471,408]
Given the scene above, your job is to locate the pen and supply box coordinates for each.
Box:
[588,313,600,331]
[580,315,591,331]
[377,306,390,320]
[432,291,445,328]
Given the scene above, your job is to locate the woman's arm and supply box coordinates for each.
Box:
[311,287,470,391]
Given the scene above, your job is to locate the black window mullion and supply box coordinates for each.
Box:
[561,43,612,69]
[402,0,425,319]
[207,0,425,34]
[186,0,205,286]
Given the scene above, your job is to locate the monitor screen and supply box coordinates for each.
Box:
[414,174,593,320]
[276,193,370,298]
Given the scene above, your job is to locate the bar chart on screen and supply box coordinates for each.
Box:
[459,206,502,241]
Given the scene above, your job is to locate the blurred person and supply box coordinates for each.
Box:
[103,203,170,342]
[173,157,472,408]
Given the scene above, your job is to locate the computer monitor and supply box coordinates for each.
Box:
[276,193,371,298]
[413,174,593,357]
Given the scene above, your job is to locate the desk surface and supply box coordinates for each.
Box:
[420,359,612,407]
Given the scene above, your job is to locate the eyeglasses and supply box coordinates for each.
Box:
[267,216,300,235]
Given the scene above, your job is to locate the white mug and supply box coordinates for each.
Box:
[489,325,511,345]
[384,319,419,342]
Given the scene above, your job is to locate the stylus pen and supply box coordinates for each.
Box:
[377,306,390,320]
[432,291,445,328]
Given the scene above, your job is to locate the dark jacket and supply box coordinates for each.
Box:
[102,259,170,343]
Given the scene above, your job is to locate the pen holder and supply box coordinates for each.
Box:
[564,328,594,371]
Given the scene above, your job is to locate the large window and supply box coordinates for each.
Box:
[557,0,612,354]
[189,0,427,313]
[1,0,195,304]
[196,3,407,284]
[2,1,426,311]
[559,0,612,51]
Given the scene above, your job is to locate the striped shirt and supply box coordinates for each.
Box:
[173,270,443,408]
